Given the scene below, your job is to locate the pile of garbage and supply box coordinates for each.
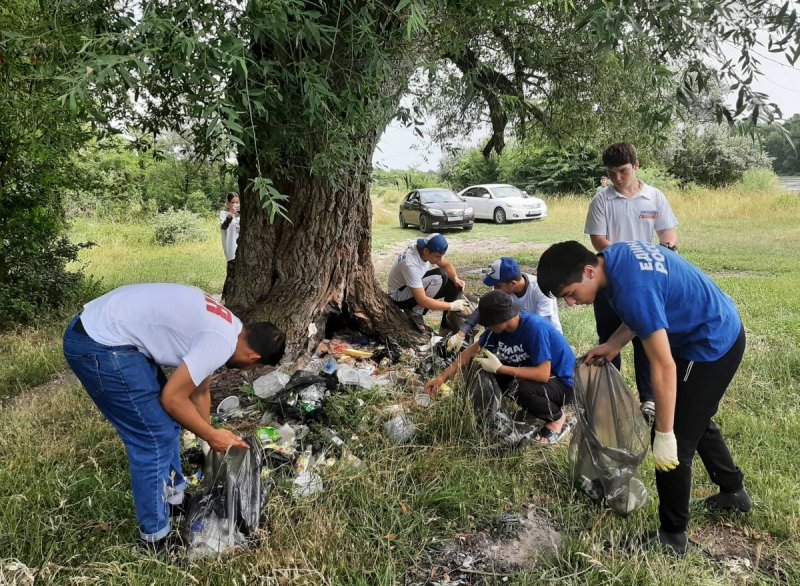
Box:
[180,330,459,558]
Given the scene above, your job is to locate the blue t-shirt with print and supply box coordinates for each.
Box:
[478,312,575,388]
[601,241,741,362]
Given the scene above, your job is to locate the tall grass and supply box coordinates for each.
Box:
[1,176,799,583]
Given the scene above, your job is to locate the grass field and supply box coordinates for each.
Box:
[1,171,799,584]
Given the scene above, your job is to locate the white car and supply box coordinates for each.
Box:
[457,183,548,224]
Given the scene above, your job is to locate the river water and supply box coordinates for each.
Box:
[778,176,800,193]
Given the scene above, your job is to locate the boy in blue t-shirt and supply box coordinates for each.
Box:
[425,290,576,445]
[537,240,750,555]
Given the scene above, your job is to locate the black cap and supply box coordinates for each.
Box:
[477,290,520,327]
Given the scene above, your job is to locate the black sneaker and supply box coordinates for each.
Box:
[628,529,689,556]
[705,488,752,513]
[139,531,185,557]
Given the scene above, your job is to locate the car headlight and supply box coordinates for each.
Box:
[464,207,473,215]
[427,208,445,216]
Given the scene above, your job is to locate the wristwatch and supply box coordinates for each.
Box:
[663,243,678,251]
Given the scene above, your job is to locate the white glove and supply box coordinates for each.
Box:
[474,349,502,374]
[449,299,466,313]
[653,430,679,472]
[447,333,465,352]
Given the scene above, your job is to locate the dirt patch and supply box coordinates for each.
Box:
[692,523,791,583]
[407,505,561,585]
[5,370,78,410]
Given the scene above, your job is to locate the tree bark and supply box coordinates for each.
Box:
[224,132,421,357]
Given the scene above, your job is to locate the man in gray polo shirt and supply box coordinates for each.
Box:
[584,142,678,419]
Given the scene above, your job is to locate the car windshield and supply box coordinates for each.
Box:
[491,186,525,199]
[420,190,461,204]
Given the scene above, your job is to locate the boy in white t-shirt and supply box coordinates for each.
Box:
[62,283,285,551]
[584,142,679,419]
[387,233,468,333]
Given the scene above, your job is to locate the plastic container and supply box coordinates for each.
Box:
[216,395,240,414]
[253,371,291,399]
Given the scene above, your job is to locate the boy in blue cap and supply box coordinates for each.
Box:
[387,233,468,332]
[447,257,561,352]
[537,240,750,554]
[426,290,576,445]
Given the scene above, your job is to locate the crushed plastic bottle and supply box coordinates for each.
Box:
[384,415,417,444]
[323,355,338,374]
[337,365,389,389]
[253,371,291,399]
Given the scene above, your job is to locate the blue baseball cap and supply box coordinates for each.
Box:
[483,257,521,286]
[417,233,448,254]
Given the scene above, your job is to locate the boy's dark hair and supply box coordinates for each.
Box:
[602,142,638,168]
[537,241,599,298]
[226,191,239,202]
[244,322,286,365]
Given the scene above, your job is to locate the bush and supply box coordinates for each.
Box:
[152,209,206,246]
[636,165,681,193]
[734,168,779,193]
[669,125,772,188]
[499,144,604,195]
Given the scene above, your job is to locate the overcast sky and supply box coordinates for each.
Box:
[374,52,800,172]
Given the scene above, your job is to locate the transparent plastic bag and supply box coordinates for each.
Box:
[186,436,269,558]
[569,362,650,516]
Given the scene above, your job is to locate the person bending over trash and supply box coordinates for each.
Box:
[62,283,286,551]
[426,290,576,446]
[447,257,561,353]
[387,233,469,334]
[537,240,750,555]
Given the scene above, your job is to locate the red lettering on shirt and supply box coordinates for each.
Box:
[204,294,232,323]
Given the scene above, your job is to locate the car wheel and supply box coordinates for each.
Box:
[463,223,473,231]
[493,207,507,224]
[419,214,430,233]
[399,212,408,229]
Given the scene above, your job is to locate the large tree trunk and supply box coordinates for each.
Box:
[224,132,419,357]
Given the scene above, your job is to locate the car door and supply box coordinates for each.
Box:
[402,191,419,224]
[472,187,492,218]
[461,188,482,219]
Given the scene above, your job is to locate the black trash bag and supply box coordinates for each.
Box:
[466,364,538,448]
[265,370,337,421]
[185,436,270,558]
[569,362,649,516]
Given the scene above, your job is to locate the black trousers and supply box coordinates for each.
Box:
[470,366,572,423]
[593,290,653,403]
[392,268,462,329]
[221,259,235,302]
[656,325,746,533]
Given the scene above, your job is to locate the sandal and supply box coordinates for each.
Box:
[534,416,575,446]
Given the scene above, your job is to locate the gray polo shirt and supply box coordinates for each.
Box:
[584,182,678,243]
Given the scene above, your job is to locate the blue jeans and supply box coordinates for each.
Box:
[63,316,185,542]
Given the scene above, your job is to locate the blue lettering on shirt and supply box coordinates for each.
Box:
[479,312,575,388]
[602,241,741,361]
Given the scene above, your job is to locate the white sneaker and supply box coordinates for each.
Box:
[640,401,656,419]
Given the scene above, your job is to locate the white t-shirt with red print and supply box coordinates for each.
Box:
[80,283,242,386]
